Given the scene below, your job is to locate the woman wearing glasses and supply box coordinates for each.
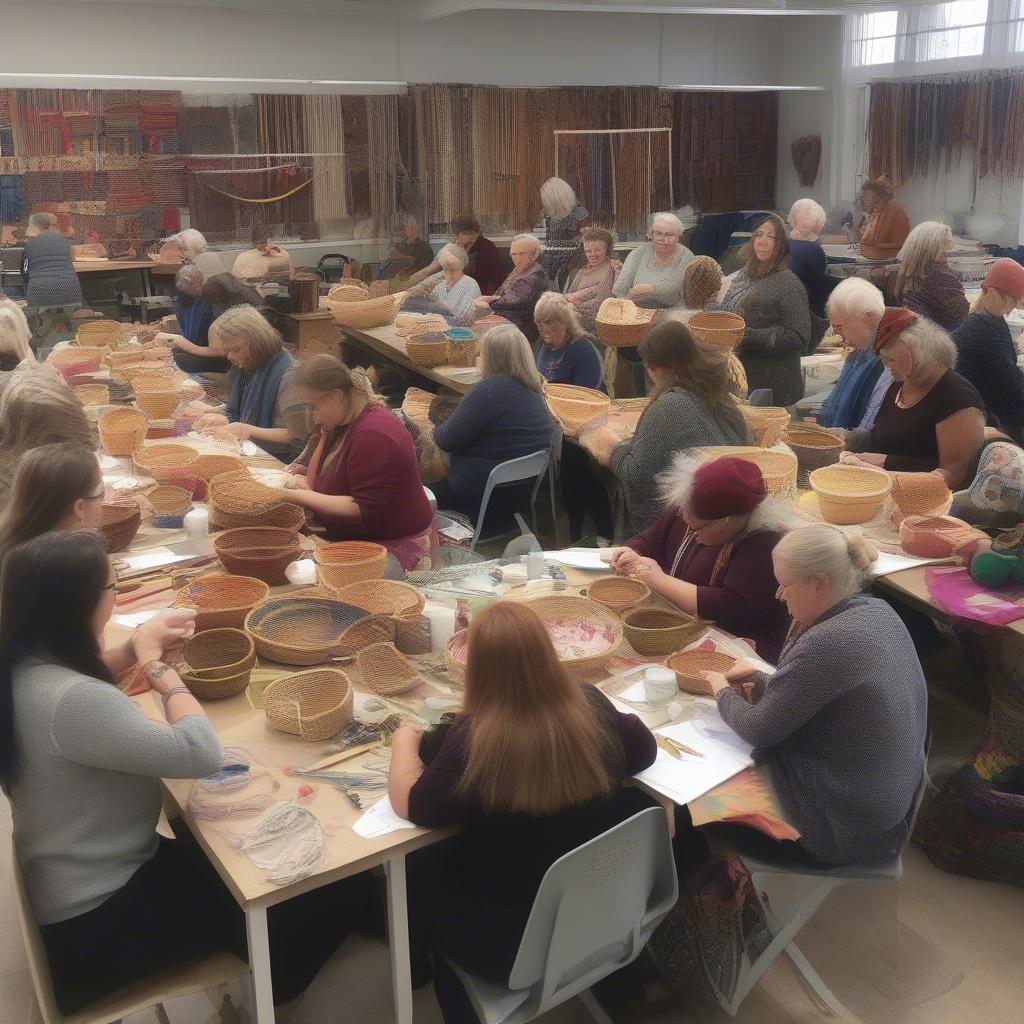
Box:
[612,212,694,310]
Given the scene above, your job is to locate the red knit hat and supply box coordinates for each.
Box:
[982,258,1024,302]
[690,457,767,520]
[873,307,918,354]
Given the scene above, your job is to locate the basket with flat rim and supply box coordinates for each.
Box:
[899,514,983,559]
[583,576,651,614]
[75,320,121,345]
[192,454,245,483]
[98,502,141,553]
[332,579,425,624]
[176,629,257,701]
[596,297,658,348]
[887,471,953,526]
[545,383,612,435]
[174,574,270,632]
[313,541,388,589]
[213,527,303,585]
[263,669,355,741]
[687,311,745,351]
[406,333,449,368]
[622,607,708,657]
[47,345,108,374]
[698,446,798,497]
[356,642,423,696]
[809,464,893,525]
[740,405,792,447]
[133,443,199,483]
[99,408,149,456]
[667,649,738,697]
[74,383,110,407]
[327,293,401,330]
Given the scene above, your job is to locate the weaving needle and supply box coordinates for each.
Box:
[662,736,705,760]
[656,736,681,760]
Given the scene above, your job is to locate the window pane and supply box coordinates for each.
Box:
[851,10,900,66]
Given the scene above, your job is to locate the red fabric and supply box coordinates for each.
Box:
[690,457,766,520]
[873,307,918,354]
[983,258,1024,301]
[308,405,433,543]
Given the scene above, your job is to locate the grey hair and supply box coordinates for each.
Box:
[27,212,54,233]
[540,177,577,221]
[895,221,953,299]
[650,212,684,238]
[437,243,469,270]
[173,228,209,257]
[175,264,205,292]
[511,233,543,257]
[0,308,33,363]
[773,524,878,600]
[533,291,583,340]
[879,315,957,376]
[480,324,545,393]
[826,276,885,320]
[788,198,827,235]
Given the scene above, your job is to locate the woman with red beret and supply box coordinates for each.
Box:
[608,455,798,663]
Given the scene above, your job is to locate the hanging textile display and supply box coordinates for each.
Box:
[303,94,348,224]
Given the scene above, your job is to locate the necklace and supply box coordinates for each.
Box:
[896,373,940,409]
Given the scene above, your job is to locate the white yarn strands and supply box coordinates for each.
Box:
[188,746,280,821]
[233,802,327,886]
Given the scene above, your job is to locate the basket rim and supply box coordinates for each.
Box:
[809,464,893,499]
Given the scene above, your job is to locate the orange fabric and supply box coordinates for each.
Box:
[860,202,912,260]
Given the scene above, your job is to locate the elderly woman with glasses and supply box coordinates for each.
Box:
[612,212,693,310]
[476,234,550,341]
[431,243,482,323]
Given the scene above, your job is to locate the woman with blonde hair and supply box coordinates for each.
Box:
[477,234,549,341]
[533,292,601,388]
[0,302,33,372]
[539,176,588,286]
[390,599,658,1021]
[890,220,968,331]
[432,325,554,526]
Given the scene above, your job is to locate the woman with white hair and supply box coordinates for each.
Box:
[890,221,968,331]
[842,308,984,488]
[787,198,836,321]
[612,212,693,309]
[430,243,481,322]
[21,213,83,308]
[609,455,795,663]
[431,325,554,526]
[0,300,33,372]
[539,177,588,287]
[170,228,225,280]
[702,524,927,866]
[476,235,549,341]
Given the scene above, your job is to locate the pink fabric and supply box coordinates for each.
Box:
[924,565,1024,626]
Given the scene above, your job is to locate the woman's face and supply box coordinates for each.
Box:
[537,319,569,350]
[220,334,252,371]
[773,554,829,626]
[862,188,886,213]
[752,222,779,265]
[93,564,118,642]
[879,339,914,383]
[403,221,420,244]
[584,240,609,267]
[682,509,745,547]
[442,255,463,276]
[75,473,105,530]
[455,230,478,250]
[650,221,681,258]
[301,386,349,428]
[509,242,537,272]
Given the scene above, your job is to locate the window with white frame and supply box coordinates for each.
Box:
[850,10,901,66]
[1011,0,1024,50]
[911,0,989,62]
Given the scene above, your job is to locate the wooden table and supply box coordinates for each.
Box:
[73,259,180,297]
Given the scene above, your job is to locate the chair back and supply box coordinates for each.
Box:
[507,807,677,1012]
[471,449,550,551]
[10,842,63,1024]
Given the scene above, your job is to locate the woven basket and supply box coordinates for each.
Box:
[899,515,980,559]
[175,574,270,632]
[809,464,893,525]
[263,669,354,741]
[112,362,176,385]
[699,446,798,498]
[313,541,387,589]
[114,322,161,348]
[545,384,612,434]
[337,613,397,656]
[888,472,953,526]
[333,580,425,623]
[596,298,656,348]
[445,333,479,367]
[74,383,110,407]
[192,454,245,483]
[76,320,121,346]
[394,312,451,338]
[687,311,745,351]
[48,346,107,374]
[213,527,302,585]
[583,576,651,614]
[406,333,449,367]
[356,642,423,696]
[245,596,369,666]
[99,408,149,456]
[622,607,706,657]
[147,422,178,441]
[740,405,791,447]
[133,443,199,483]
[445,629,469,684]
[328,294,400,330]
[108,348,166,369]
[147,484,192,527]
[508,594,623,675]
[667,649,738,697]
[99,502,141,553]
[782,424,844,486]
[132,375,181,420]
[178,629,256,701]
[209,500,306,532]
[327,282,369,303]
[208,470,286,514]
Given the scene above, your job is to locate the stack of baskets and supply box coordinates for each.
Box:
[213,527,303,585]
[76,320,122,346]
[622,607,706,656]
[406,332,449,368]
[445,327,479,367]
[887,472,953,526]
[809,464,893,525]
[595,298,657,348]
[313,541,387,590]
[207,470,303,531]
[740,405,792,447]
[175,574,270,631]
[686,311,745,350]
[263,669,355,741]
[782,423,844,486]
[147,484,193,528]
[583,576,651,615]
[699,446,798,498]
[176,629,257,701]
[355,642,423,696]
[667,649,738,696]
[544,384,611,435]
[99,408,149,456]
[98,502,142,553]
[132,375,181,420]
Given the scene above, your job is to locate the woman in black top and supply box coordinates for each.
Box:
[21,214,83,307]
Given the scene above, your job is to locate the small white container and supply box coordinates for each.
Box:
[183,507,209,539]
[644,666,678,704]
[526,549,546,580]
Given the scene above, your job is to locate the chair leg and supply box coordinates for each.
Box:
[783,943,859,1021]
[579,988,616,1024]
[154,1005,172,1024]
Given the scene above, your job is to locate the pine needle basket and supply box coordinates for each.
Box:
[209,500,306,532]
[207,470,301,530]
[112,362,176,386]
[99,502,141,553]
[740,405,792,447]
[76,320,122,346]
[406,333,449,368]
[99,408,149,456]
[132,376,181,420]
[508,594,623,675]
[244,596,370,666]
[213,528,303,585]
[327,282,369,302]
[583,576,652,614]
[192,454,245,483]
[667,650,738,697]
[899,515,981,559]
[147,485,192,527]
[313,541,387,589]
[809,465,893,525]
[394,312,450,338]
[177,629,257,701]
[687,311,745,351]
[445,629,469,684]
[263,669,355,741]
[622,607,707,657]
[48,345,107,375]
[596,298,657,348]
[782,424,844,485]
[545,384,612,434]
[327,293,400,330]
[133,444,199,483]
[174,574,270,632]
[887,472,953,526]
[699,446,798,498]
[445,331,479,367]
[333,580,425,623]
[356,642,423,696]
[74,383,109,407]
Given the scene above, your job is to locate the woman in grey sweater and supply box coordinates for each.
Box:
[20,213,84,307]
[703,525,928,866]
[612,212,693,310]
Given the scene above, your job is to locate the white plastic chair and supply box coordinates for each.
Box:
[444,806,678,1024]
[468,450,550,553]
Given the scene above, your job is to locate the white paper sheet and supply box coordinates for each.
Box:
[870,551,954,578]
[352,796,416,838]
[112,610,161,629]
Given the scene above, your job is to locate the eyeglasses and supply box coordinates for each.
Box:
[650,230,678,240]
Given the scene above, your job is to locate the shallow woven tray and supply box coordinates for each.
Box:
[178,628,256,701]
[313,541,387,589]
[244,596,369,666]
[899,515,981,559]
[356,642,423,696]
[328,293,400,330]
[133,443,199,483]
[809,464,893,525]
[687,311,745,350]
[583,576,651,614]
[99,502,141,553]
[333,580,425,622]
[888,472,953,526]
[545,383,612,434]
[99,408,149,456]
[596,298,656,349]
[74,383,109,407]
[740,406,791,447]
[213,527,303,585]
[699,446,798,497]
[75,320,121,346]
[622,607,706,657]
[174,574,270,632]
[406,334,449,367]
[508,593,623,675]
[263,669,355,741]
[667,649,737,696]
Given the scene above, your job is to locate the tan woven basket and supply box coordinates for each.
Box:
[178,629,256,701]
[508,594,623,675]
[209,500,306,532]
[174,574,270,632]
[48,345,107,374]
[622,607,707,657]
[76,320,122,346]
[313,541,387,589]
[406,334,449,367]
[445,335,479,367]
[740,405,791,447]
[445,629,469,684]
[394,312,451,337]
[899,515,981,559]
[687,311,745,350]
[545,384,612,434]
[263,669,354,741]
[147,485,192,522]
[132,375,181,420]
[208,470,287,515]
[667,649,738,696]
[809,464,893,525]
[74,383,110,407]
[213,527,302,585]
[583,576,651,614]
[108,347,166,369]
[327,282,369,303]
[133,444,199,483]
[244,596,372,666]
[192,454,245,483]
[114,322,161,348]
[596,298,656,348]
[112,361,176,385]
[99,408,149,456]
[888,472,953,526]
[327,293,400,330]
[356,642,423,696]
[699,446,798,498]
[99,502,141,553]
[782,424,844,485]
[333,580,425,623]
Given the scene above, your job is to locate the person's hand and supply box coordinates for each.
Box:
[701,671,732,697]
[391,723,423,750]
[725,657,761,681]
[619,554,664,582]
[609,547,642,575]
[475,296,494,307]
[579,426,622,466]
[154,332,188,350]
[839,451,869,468]
[627,284,654,299]
[225,422,254,440]
[196,413,228,430]
[609,258,623,274]
[284,475,312,493]
[132,608,197,665]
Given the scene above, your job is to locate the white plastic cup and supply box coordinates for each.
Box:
[183,507,209,539]
[644,666,678,703]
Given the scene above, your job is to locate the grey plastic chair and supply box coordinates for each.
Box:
[469,450,550,553]
[444,807,678,1024]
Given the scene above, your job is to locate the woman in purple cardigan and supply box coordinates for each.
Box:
[475,234,549,342]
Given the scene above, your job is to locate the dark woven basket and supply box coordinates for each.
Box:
[99,502,142,553]
[213,527,303,585]
[178,628,257,701]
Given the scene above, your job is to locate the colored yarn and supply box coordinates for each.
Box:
[232,801,326,886]
[188,746,281,821]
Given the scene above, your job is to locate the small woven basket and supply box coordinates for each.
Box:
[147,484,192,527]
[76,320,122,346]
[313,541,387,589]
[100,408,149,456]
[406,333,449,367]
[740,405,792,447]
[48,345,107,374]
[178,629,256,701]
[445,328,479,367]
[899,515,980,559]
[699,446,798,498]
[132,376,181,420]
[687,311,745,350]
[445,629,469,684]
[213,527,303,585]
[133,443,199,483]
[74,383,110,407]
[174,574,270,632]
[622,607,706,657]
[888,472,953,526]
[583,576,652,614]
[245,596,370,666]
[192,454,245,483]
[263,669,355,741]
[327,282,369,303]
[809,464,893,525]
[99,502,141,553]
[782,424,844,486]
[112,362,176,386]
[596,298,656,348]
[545,384,612,434]
[333,580,425,623]
[667,649,738,696]
[355,642,423,696]
[327,294,400,330]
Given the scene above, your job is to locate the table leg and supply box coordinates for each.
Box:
[385,855,414,1024]
[245,904,275,1024]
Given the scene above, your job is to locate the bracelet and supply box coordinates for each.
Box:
[161,685,191,704]
[140,660,172,680]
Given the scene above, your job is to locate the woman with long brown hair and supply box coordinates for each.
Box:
[389,600,658,1023]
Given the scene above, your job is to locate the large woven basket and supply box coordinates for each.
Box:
[178,628,257,701]
[782,424,844,486]
[406,333,449,367]
[507,594,623,675]
[208,470,301,530]
[313,541,387,589]
[899,515,981,559]
[596,298,656,348]
[545,384,611,434]
[263,669,354,741]
[888,472,953,526]
[394,312,450,338]
[74,383,110,407]
[809,464,893,525]
[583,576,651,614]
[133,443,199,483]
[622,607,706,657]
[99,502,141,553]
[667,649,738,696]
[327,293,400,330]
[698,446,798,498]
[740,405,791,447]
[327,282,369,302]
[356,642,423,696]
[192,454,245,483]
[213,527,303,585]
[174,574,270,632]
[244,596,370,666]
[209,500,306,532]
[687,311,746,351]
[132,376,181,420]
[99,408,149,456]
[48,345,107,375]
[76,320,121,346]
[333,580,425,623]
